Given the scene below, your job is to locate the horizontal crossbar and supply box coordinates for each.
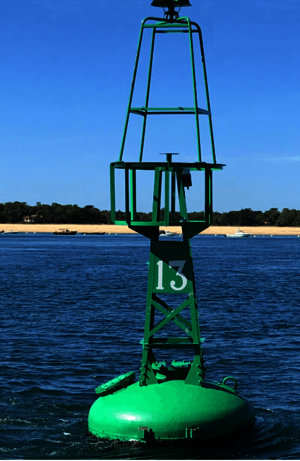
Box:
[143,339,202,349]
[130,107,210,116]
[143,22,198,30]
[112,162,224,171]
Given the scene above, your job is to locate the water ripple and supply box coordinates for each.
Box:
[0,235,299,458]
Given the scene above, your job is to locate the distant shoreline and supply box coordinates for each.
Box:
[1,224,300,235]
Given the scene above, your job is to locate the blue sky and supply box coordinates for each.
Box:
[1,0,299,212]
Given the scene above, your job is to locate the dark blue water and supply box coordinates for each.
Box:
[1,233,300,459]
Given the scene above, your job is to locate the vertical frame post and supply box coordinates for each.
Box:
[171,170,176,221]
[164,168,170,226]
[140,248,158,386]
[152,169,162,224]
[176,168,188,220]
[110,164,116,223]
[209,168,213,221]
[187,18,201,162]
[119,21,145,161]
[130,169,137,221]
[139,28,156,162]
[205,167,213,225]
[193,23,216,164]
[125,167,130,223]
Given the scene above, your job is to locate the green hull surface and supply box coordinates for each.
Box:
[88,380,255,442]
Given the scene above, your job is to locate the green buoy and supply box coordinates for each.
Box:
[88,0,255,442]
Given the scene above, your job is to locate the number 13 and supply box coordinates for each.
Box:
[156,260,188,291]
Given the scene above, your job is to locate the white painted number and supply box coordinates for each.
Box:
[169,260,188,291]
[156,260,164,290]
[156,260,187,291]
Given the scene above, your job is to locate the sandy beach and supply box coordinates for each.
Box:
[1,224,300,235]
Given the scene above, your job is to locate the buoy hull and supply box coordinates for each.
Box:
[88,380,255,442]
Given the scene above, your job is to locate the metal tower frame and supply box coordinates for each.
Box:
[110,12,224,388]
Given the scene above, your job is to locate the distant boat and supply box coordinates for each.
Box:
[53,229,77,235]
[159,230,179,237]
[225,228,252,238]
[80,232,105,235]
[3,230,18,234]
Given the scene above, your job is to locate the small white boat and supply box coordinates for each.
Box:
[159,230,179,237]
[225,228,252,238]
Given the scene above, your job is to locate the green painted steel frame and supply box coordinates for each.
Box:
[139,238,205,387]
[111,14,225,237]
[110,160,223,238]
[118,16,216,164]
[108,13,225,389]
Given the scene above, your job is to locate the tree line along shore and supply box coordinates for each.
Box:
[1,202,300,227]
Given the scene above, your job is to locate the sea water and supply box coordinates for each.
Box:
[0,233,299,459]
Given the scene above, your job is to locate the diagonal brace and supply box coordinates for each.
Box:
[150,297,192,337]
[153,294,192,330]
